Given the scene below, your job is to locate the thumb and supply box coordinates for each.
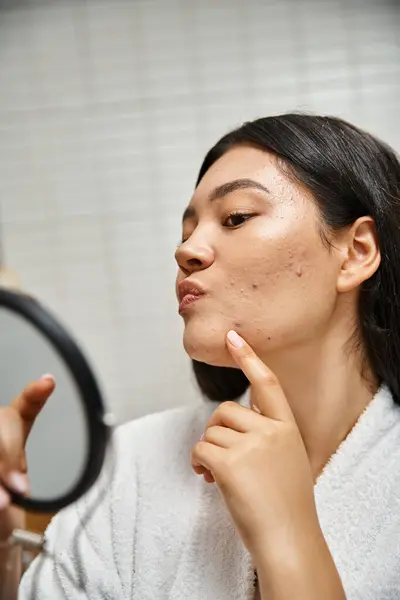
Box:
[10,375,55,443]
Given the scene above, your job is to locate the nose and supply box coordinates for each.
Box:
[175,235,214,275]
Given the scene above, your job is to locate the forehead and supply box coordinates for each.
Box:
[193,146,283,200]
[182,145,317,223]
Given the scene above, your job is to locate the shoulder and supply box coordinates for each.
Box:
[115,400,215,446]
[117,400,211,436]
[111,400,217,477]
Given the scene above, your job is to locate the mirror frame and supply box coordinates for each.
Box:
[0,287,111,513]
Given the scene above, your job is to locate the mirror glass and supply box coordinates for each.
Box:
[0,306,88,501]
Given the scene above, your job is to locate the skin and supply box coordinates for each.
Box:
[175,144,381,598]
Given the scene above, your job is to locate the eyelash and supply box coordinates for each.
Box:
[222,210,256,228]
[179,211,256,246]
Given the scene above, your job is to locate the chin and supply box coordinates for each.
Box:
[182,322,236,368]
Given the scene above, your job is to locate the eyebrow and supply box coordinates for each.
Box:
[182,178,270,222]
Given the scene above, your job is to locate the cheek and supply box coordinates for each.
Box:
[222,235,332,337]
[227,238,311,298]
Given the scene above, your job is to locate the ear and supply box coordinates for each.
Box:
[336,217,381,293]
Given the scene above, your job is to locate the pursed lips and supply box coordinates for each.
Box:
[178,281,206,313]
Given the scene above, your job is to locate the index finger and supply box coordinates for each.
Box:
[226,330,295,423]
[10,375,56,442]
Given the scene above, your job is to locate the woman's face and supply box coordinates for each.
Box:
[175,145,342,368]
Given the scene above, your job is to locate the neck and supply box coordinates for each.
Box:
[262,333,378,480]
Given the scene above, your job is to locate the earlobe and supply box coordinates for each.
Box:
[336,217,381,293]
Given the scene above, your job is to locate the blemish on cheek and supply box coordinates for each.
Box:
[233,322,242,329]
[296,265,303,277]
[252,283,258,289]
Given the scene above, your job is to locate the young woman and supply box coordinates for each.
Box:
[2,113,400,599]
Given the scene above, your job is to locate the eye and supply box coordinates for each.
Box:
[223,211,256,228]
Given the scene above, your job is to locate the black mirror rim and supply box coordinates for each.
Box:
[0,288,111,513]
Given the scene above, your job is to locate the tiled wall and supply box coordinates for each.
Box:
[0,0,399,422]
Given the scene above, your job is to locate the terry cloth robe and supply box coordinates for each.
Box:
[19,384,400,599]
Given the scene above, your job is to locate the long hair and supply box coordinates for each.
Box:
[191,114,400,404]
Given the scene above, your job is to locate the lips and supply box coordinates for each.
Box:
[178,281,206,313]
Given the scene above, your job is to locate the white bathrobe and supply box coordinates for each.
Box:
[19,385,400,599]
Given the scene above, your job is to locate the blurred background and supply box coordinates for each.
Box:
[0,0,399,424]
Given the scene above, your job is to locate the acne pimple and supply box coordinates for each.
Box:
[296,266,303,277]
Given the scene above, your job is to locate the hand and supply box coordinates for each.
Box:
[190,330,319,558]
[0,376,55,542]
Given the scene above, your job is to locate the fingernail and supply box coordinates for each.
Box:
[200,432,204,441]
[7,471,28,494]
[41,374,55,383]
[252,404,261,414]
[0,487,10,510]
[227,330,244,349]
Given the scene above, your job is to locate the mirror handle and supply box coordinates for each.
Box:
[9,529,44,552]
